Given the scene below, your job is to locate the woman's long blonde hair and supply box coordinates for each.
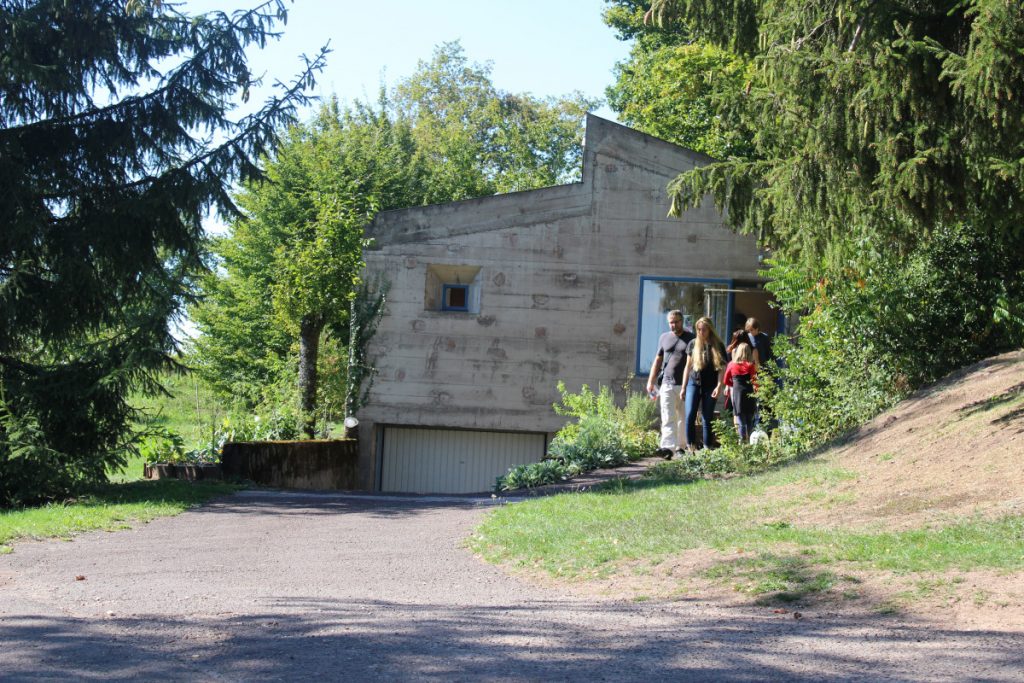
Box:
[693,316,725,371]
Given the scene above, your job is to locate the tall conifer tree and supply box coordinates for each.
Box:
[0,0,326,505]
[643,0,1024,270]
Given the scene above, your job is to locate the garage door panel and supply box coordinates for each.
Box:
[381,427,545,494]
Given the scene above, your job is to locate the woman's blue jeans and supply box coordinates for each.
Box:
[684,381,716,448]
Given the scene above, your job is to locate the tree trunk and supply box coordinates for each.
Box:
[297,315,323,439]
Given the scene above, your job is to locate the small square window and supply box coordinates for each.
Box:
[425,264,481,313]
[442,284,469,311]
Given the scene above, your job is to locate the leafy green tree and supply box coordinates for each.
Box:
[603,0,690,49]
[394,42,597,199]
[603,0,754,159]
[607,41,754,159]
[192,100,413,437]
[0,0,325,506]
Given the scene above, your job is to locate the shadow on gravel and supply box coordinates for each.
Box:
[2,598,1022,682]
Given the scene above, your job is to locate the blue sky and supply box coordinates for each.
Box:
[183,0,633,121]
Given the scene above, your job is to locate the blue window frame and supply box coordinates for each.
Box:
[441,284,469,312]
[635,275,733,376]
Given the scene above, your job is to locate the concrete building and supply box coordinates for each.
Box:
[356,114,773,494]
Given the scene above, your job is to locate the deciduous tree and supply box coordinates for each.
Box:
[191,43,597,434]
[394,42,596,199]
[192,100,413,437]
[606,40,753,159]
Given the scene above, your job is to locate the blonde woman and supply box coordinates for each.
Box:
[679,317,727,450]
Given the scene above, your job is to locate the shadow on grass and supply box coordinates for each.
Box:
[993,404,1024,429]
[957,381,1024,419]
[81,478,242,507]
[587,456,799,495]
[702,552,842,606]
[0,480,246,552]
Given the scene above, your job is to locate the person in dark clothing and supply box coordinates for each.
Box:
[646,310,695,457]
[745,317,773,367]
[744,317,776,431]
[680,316,727,451]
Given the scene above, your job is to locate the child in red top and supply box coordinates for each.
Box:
[723,343,758,442]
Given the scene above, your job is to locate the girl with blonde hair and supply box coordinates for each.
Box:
[723,342,758,442]
[679,316,727,451]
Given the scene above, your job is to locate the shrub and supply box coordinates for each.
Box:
[497,459,568,491]
[137,428,186,464]
[496,382,658,492]
[760,226,1024,458]
[644,419,783,483]
[135,408,301,467]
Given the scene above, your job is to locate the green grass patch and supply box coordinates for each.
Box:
[131,371,243,452]
[107,451,149,483]
[471,458,1024,595]
[0,479,239,553]
[473,461,844,575]
[703,553,839,603]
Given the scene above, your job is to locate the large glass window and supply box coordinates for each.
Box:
[635,276,732,375]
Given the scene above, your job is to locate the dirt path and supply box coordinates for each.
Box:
[1,490,1022,682]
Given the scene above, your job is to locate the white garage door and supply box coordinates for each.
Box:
[381,427,545,494]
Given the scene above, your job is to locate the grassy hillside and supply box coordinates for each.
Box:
[132,371,242,445]
[472,350,1024,628]
[110,371,243,482]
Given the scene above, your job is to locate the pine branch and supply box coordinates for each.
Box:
[1,0,299,134]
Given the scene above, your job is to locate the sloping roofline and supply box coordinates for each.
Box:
[366,114,715,247]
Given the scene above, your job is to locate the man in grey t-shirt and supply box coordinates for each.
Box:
[646,310,695,457]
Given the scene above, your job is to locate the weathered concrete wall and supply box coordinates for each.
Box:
[221,440,361,491]
[356,115,761,490]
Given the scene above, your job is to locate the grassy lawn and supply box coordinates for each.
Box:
[107,451,150,484]
[131,370,244,452]
[0,479,240,554]
[0,371,245,554]
[470,460,1024,603]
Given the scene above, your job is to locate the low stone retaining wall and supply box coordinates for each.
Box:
[220,439,361,490]
[143,463,223,481]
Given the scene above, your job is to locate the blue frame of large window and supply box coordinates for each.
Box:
[441,284,470,312]
[634,275,733,376]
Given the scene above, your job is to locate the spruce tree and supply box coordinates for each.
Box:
[643,0,1024,270]
[0,0,326,505]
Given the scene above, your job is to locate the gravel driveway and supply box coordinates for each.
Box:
[1,489,1021,682]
